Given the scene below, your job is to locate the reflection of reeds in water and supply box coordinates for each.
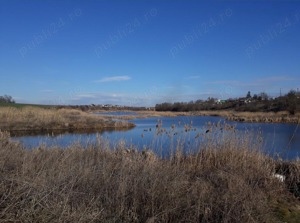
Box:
[1,126,300,222]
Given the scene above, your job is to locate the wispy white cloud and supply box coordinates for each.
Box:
[255,76,298,82]
[41,90,54,93]
[68,91,165,106]
[71,92,130,103]
[94,75,131,83]
[204,75,300,98]
[206,80,240,85]
[186,75,201,79]
[207,75,299,87]
[13,96,25,101]
[75,93,97,99]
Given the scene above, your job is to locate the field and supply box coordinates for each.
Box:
[0,102,51,109]
[1,124,300,222]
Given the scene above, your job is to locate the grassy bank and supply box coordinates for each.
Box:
[0,107,135,134]
[1,127,300,222]
[0,102,52,109]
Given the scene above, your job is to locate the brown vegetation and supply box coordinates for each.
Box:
[135,110,300,124]
[192,110,300,124]
[0,107,135,134]
[1,125,300,222]
[225,111,300,124]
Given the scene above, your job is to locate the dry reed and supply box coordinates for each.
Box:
[0,107,135,132]
[1,125,300,222]
[141,110,300,124]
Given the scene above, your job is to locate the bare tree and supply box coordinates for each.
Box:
[0,95,15,103]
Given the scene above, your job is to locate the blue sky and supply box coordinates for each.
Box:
[1,0,300,106]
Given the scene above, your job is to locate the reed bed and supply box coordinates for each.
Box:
[0,107,135,132]
[191,111,300,123]
[139,110,300,124]
[226,111,300,124]
[1,125,300,222]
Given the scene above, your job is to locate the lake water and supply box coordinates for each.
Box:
[12,114,300,160]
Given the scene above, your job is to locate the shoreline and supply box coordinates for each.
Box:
[134,110,300,124]
[1,106,299,137]
[7,126,135,137]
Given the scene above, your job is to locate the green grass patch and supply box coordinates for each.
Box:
[0,102,52,109]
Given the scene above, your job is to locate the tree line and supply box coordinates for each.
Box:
[0,95,15,104]
[155,90,300,115]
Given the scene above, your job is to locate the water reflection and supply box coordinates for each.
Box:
[9,127,133,137]
[94,111,139,116]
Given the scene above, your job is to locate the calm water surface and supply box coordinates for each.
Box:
[94,111,139,116]
[13,115,300,160]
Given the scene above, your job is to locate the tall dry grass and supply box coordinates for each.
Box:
[191,111,300,123]
[226,111,300,123]
[1,125,300,222]
[0,107,134,132]
[138,110,300,123]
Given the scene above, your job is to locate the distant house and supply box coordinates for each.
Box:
[245,98,252,104]
[216,99,226,104]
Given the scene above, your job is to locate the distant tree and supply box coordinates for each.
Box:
[258,92,268,101]
[195,99,204,104]
[155,102,173,111]
[0,95,15,103]
[286,90,297,115]
[287,90,297,98]
[154,89,299,113]
[246,91,251,98]
[207,97,217,103]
